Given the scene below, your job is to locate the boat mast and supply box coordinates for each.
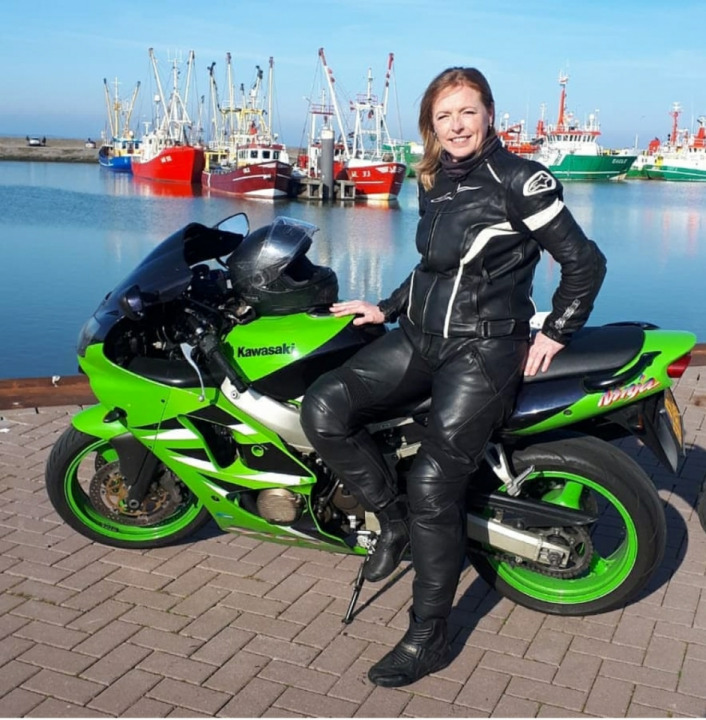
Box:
[669,102,682,145]
[535,103,546,138]
[267,57,274,140]
[382,52,403,141]
[225,53,237,144]
[148,48,169,133]
[103,78,118,139]
[318,48,350,159]
[123,81,140,137]
[207,61,220,144]
[182,50,195,116]
[556,72,568,131]
[381,53,393,116]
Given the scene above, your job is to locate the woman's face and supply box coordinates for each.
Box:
[431,84,492,160]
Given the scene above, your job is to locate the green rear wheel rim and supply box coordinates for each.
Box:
[491,471,638,605]
[64,438,204,543]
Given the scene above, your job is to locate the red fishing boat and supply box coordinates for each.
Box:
[202,56,292,199]
[131,48,205,185]
[304,48,405,201]
[344,52,406,199]
[497,116,540,158]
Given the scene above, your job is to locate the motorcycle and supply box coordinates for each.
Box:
[46,213,696,623]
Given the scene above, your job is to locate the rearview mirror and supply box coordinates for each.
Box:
[214,212,250,238]
[119,284,145,321]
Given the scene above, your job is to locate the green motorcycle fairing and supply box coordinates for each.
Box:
[74,315,373,554]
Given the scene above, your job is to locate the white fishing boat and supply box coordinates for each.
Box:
[641,104,706,182]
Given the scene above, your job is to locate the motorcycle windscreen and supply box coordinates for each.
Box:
[109,222,239,309]
[83,223,241,345]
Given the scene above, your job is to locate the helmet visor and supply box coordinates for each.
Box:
[231,217,318,288]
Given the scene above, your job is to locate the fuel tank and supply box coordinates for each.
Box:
[223,312,385,401]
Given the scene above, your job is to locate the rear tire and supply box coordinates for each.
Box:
[46,427,211,549]
[468,436,666,615]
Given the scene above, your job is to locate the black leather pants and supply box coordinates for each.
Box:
[300,317,527,620]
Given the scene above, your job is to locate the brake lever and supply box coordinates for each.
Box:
[180,342,206,402]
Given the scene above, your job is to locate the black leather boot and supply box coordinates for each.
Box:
[368,609,451,687]
[363,499,409,582]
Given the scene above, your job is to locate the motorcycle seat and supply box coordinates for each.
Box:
[522,324,645,384]
[377,324,647,423]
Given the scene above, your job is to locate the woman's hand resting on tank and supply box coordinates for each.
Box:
[524,331,565,376]
[330,300,386,326]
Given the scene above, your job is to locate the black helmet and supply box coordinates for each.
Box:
[226,217,338,316]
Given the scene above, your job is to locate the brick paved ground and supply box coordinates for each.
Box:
[0,366,705,718]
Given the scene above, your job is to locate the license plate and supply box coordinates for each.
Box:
[663,389,684,448]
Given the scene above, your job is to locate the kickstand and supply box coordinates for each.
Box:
[342,554,370,624]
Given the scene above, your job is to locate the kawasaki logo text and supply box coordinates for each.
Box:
[237,343,296,358]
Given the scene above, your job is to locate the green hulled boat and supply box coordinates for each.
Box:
[536,149,637,180]
[625,152,656,179]
[643,151,706,181]
[641,113,706,181]
[529,73,636,180]
[382,140,422,177]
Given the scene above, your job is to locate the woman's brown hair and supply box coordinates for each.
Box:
[415,67,496,190]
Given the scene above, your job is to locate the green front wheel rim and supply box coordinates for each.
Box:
[491,471,639,605]
[64,438,205,543]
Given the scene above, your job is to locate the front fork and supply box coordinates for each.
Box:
[72,404,159,507]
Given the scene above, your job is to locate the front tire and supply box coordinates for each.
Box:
[46,427,211,549]
[468,436,666,615]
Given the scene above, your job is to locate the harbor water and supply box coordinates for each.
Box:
[0,160,705,380]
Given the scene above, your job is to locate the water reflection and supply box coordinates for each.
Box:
[1,163,706,379]
[131,176,203,199]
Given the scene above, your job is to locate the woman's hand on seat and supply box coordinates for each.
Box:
[524,331,564,376]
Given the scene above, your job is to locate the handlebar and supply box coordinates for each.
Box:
[182,308,248,393]
[198,332,248,393]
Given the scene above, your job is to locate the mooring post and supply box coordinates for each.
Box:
[320,127,335,202]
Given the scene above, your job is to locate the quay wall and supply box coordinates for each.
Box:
[0,136,98,163]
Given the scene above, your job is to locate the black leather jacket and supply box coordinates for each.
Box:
[378,142,607,344]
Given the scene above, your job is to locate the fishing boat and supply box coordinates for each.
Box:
[627,103,686,179]
[641,104,706,182]
[343,52,406,199]
[131,48,205,185]
[525,74,636,180]
[98,78,141,172]
[295,90,348,181]
[202,56,292,199]
[497,115,541,159]
[625,137,662,179]
[382,139,423,176]
[308,48,405,201]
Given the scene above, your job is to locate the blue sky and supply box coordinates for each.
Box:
[2,0,705,150]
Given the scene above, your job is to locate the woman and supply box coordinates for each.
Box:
[300,67,607,688]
